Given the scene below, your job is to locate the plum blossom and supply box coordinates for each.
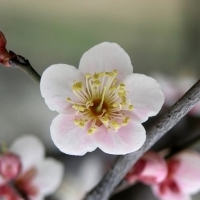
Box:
[125,151,167,185]
[152,150,200,200]
[0,135,64,200]
[40,42,164,155]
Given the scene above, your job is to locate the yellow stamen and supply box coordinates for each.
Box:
[101,116,109,124]
[112,103,119,108]
[111,121,120,131]
[88,127,97,135]
[129,105,134,110]
[86,73,91,78]
[73,81,83,91]
[122,117,130,125]
[74,119,85,127]
[67,69,133,133]
[66,97,72,102]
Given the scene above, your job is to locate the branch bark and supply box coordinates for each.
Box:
[9,52,41,84]
[83,79,200,200]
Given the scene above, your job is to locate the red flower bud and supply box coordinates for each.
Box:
[0,31,7,48]
[0,31,14,67]
[0,153,22,181]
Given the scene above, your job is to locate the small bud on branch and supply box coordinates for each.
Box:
[0,31,40,83]
[0,31,15,67]
[0,153,22,181]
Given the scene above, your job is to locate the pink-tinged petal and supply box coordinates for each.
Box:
[33,158,64,196]
[10,135,44,173]
[137,151,167,184]
[0,176,5,185]
[40,64,84,114]
[170,150,200,194]
[79,42,133,80]
[94,122,146,155]
[125,151,167,184]
[152,184,191,200]
[50,114,97,155]
[123,74,164,122]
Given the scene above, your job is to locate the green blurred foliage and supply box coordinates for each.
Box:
[1,0,199,75]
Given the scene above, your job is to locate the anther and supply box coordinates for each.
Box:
[73,81,83,91]
[86,73,91,78]
[129,105,134,110]
[88,127,97,135]
[66,97,71,102]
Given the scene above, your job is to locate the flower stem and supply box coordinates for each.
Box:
[9,51,41,84]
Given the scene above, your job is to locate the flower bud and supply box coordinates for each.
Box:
[0,31,7,48]
[0,153,22,181]
[125,151,168,184]
[0,31,14,67]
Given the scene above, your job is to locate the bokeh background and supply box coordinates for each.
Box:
[0,0,200,200]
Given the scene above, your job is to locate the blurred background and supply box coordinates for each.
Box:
[0,0,200,199]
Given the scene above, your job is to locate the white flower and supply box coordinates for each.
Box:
[40,42,164,155]
[0,135,64,200]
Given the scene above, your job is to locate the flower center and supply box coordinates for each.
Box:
[90,99,108,115]
[67,69,133,134]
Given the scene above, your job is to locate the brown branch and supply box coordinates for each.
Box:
[83,79,200,200]
[9,52,41,84]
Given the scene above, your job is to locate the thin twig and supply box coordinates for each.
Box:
[9,51,41,84]
[83,79,200,200]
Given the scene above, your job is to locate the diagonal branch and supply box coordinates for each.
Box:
[83,79,200,200]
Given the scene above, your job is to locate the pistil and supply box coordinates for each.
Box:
[96,86,107,113]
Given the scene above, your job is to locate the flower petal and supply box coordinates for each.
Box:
[94,122,146,155]
[79,42,133,80]
[0,176,5,185]
[123,73,164,122]
[137,151,167,184]
[171,150,200,194]
[50,114,97,155]
[33,158,64,196]
[152,185,191,200]
[10,135,44,173]
[40,64,84,114]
